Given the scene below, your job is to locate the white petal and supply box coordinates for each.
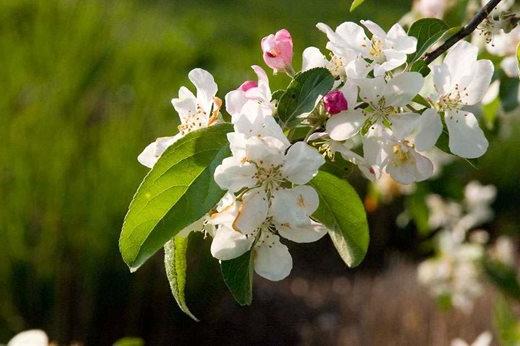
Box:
[463,60,494,105]
[339,80,359,107]
[386,24,417,54]
[234,188,268,236]
[188,68,218,114]
[379,49,407,73]
[227,132,247,159]
[254,234,292,281]
[282,142,325,184]
[245,136,285,165]
[326,109,365,141]
[271,186,319,224]
[302,47,328,71]
[225,89,248,119]
[444,41,478,88]
[251,65,272,101]
[432,63,451,96]
[8,330,48,346]
[357,76,388,103]
[445,110,488,158]
[386,72,424,107]
[501,56,520,78]
[213,157,256,192]
[413,109,443,151]
[171,96,197,121]
[361,20,386,39]
[137,135,178,168]
[210,226,252,260]
[278,220,328,243]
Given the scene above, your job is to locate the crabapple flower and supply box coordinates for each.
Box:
[211,103,327,280]
[451,331,492,346]
[487,26,520,78]
[414,0,448,19]
[138,68,220,168]
[225,65,273,120]
[8,330,48,346]
[261,29,293,73]
[317,20,417,77]
[427,41,493,158]
[323,90,349,115]
[418,230,485,312]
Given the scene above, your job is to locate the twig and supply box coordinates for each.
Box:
[423,0,503,64]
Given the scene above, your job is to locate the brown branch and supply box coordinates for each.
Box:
[423,0,503,64]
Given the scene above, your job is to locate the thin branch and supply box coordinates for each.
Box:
[423,0,503,64]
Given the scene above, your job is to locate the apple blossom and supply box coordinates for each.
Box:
[451,331,492,346]
[225,65,273,120]
[138,68,220,168]
[317,20,417,77]
[7,330,48,346]
[487,26,520,78]
[427,41,493,158]
[261,29,293,73]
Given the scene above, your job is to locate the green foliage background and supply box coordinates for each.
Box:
[1,0,519,344]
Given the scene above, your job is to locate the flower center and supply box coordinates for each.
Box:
[178,104,208,135]
[369,37,384,62]
[437,84,467,111]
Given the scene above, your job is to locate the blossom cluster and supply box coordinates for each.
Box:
[417,181,497,312]
[136,14,500,281]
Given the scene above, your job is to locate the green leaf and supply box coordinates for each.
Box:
[220,250,254,306]
[483,258,520,301]
[350,0,366,11]
[482,95,501,130]
[120,124,232,271]
[309,170,369,267]
[407,18,448,63]
[271,89,285,102]
[164,234,198,321]
[499,76,519,112]
[410,59,431,77]
[277,67,334,128]
[494,295,520,346]
[113,337,145,346]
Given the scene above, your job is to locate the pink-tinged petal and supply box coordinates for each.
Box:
[238,80,257,92]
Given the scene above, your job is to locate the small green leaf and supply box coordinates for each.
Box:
[164,234,198,321]
[482,95,501,130]
[410,59,431,77]
[310,171,369,267]
[113,337,145,346]
[220,250,254,306]
[350,0,366,12]
[271,89,285,102]
[120,124,232,271]
[407,18,448,63]
[483,258,520,301]
[277,67,334,128]
[500,76,520,112]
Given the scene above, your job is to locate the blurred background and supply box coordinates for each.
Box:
[1,0,519,344]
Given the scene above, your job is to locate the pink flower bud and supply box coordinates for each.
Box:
[261,29,293,72]
[323,90,348,115]
[238,80,258,92]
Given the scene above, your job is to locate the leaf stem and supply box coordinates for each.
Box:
[423,0,503,64]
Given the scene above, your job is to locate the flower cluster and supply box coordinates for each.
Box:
[304,21,493,185]
[417,181,496,312]
[210,75,327,281]
[135,15,498,284]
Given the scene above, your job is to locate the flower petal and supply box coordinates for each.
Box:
[302,47,328,71]
[278,220,328,243]
[326,109,365,141]
[282,142,325,184]
[214,157,256,192]
[210,226,252,261]
[234,188,268,236]
[463,59,494,105]
[188,68,218,114]
[137,135,179,168]
[413,109,443,151]
[386,72,424,107]
[254,234,292,281]
[445,110,488,158]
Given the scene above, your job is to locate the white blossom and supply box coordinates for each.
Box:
[427,41,493,158]
[7,330,48,346]
[138,68,220,168]
[451,331,492,346]
[317,20,417,77]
